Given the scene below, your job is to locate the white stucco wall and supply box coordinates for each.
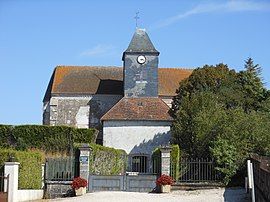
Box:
[17,190,43,202]
[159,96,173,108]
[103,120,172,155]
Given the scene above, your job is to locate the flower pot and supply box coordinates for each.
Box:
[161,185,171,193]
[75,187,86,196]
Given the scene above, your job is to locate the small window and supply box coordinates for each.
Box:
[132,156,147,173]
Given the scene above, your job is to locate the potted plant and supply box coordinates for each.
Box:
[72,177,88,196]
[156,174,174,193]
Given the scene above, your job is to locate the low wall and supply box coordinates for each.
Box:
[45,181,73,199]
[251,154,270,202]
[17,190,43,202]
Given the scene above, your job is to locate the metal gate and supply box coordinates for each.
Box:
[88,174,157,192]
[178,158,222,183]
[0,174,9,202]
[45,157,78,181]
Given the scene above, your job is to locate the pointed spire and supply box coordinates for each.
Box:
[124,28,159,55]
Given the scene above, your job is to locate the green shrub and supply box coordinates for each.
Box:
[89,143,127,175]
[0,149,44,189]
[210,138,239,185]
[171,145,180,181]
[0,124,97,153]
[75,143,127,175]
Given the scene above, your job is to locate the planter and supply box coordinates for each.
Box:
[75,187,86,196]
[161,185,171,193]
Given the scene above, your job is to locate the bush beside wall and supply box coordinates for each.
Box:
[170,145,180,181]
[0,149,44,189]
[89,144,127,175]
[0,125,97,153]
[75,143,127,175]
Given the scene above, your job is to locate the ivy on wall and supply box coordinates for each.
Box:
[89,144,127,175]
[0,124,98,153]
[75,143,127,175]
[0,149,44,189]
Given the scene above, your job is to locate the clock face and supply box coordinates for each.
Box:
[137,55,146,64]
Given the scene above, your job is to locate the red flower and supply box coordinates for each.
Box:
[72,177,88,190]
[156,174,174,185]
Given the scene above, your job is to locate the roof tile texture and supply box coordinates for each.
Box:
[101,97,173,121]
[49,66,192,97]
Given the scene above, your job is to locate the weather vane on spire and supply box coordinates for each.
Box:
[134,11,140,28]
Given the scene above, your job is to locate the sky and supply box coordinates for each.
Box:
[0,0,270,125]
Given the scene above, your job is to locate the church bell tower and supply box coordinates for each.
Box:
[122,28,160,97]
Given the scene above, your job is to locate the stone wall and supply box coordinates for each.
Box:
[44,181,73,199]
[43,94,122,142]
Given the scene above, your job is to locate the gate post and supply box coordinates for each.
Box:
[4,162,20,202]
[160,146,172,176]
[78,144,91,183]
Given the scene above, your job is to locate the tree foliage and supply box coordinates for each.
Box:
[171,59,270,184]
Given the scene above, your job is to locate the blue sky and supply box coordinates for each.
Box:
[0,0,270,125]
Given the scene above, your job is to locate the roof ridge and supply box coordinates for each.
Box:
[159,67,194,70]
[55,66,194,70]
[101,97,125,120]
[55,65,122,68]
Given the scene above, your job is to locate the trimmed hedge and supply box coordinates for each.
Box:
[0,125,14,148]
[75,143,127,175]
[170,145,180,181]
[89,144,127,175]
[0,125,97,153]
[0,149,44,189]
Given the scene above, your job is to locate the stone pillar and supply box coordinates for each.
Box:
[78,144,91,182]
[4,162,20,202]
[160,146,172,176]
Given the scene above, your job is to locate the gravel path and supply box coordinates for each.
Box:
[35,188,249,202]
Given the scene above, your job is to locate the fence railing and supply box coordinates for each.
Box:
[45,157,78,181]
[177,158,222,183]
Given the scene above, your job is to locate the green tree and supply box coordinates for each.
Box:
[238,57,268,111]
[171,59,270,184]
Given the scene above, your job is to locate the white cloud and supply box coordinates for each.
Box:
[80,44,116,57]
[151,0,270,30]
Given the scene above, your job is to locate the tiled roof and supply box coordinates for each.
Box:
[101,97,173,121]
[158,68,193,96]
[52,66,123,94]
[43,66,193,101]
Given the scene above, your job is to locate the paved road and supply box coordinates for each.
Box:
[36,188,249,202]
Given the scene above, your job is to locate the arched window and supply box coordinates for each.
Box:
[132,156,148,173]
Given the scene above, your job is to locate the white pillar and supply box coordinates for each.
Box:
[41,164,45,189]
[4,162,20,202]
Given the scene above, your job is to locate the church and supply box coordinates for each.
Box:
[43,28,192,172]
